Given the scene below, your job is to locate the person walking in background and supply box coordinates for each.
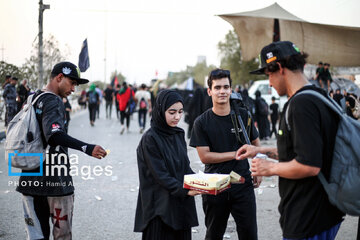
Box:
[239,41,344,240]
[117,82,135,134]
[3,76,18,127]
[95,85,102,119]
[318,63,332,92]
[104,84,114,119]
[87,83,99,126]
[17,79,30,113]
[114,84,121,119]
[269,96,279,139]
[134,89,200,240]
[78,90,87,109]
[315,61,323,88]
[254,90,270,140]
[134,83,151,133]
[63,97,72,133]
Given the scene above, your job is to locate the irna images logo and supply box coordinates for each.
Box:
[8,151,44,177]
[8,151,113,179]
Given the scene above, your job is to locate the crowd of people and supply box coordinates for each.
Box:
[3,40,360,240]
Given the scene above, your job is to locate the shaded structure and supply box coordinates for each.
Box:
[219,3,360,66]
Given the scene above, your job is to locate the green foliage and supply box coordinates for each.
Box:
[166,62,216,88]
[0,61,25,87]
[110,70,126,86]
[218,30,265,87]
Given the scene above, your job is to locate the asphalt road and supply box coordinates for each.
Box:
[0,105,357,239]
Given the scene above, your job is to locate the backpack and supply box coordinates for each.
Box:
[285,90,360,215]
[125,90,136,115]
[139,98,147,110]
[349,95,360,119]
[88,91,98,105]
[258,98,269,116]
[5,92,55,170]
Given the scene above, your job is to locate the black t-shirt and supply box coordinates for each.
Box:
[104,88,114,102]
[189,108,258,178]
[17,91,74,196]
[277,85,344,238]
[269,103,279,121]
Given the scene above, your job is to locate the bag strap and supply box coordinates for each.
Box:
[285,89,343,131]
[31,91,57,106]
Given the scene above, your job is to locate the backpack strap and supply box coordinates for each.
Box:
[284,89,344,131]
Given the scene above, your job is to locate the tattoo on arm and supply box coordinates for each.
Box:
[265,151,279,160]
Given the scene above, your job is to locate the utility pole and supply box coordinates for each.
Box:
[38,0,50,89]
[0,44,4,62]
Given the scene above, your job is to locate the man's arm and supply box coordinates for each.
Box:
[251,158,320,179]
[48,132,107,159]
[196,146,236,164]
[236,144,278,160]
[196,138,261,164]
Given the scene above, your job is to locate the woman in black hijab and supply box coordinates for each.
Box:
[134,90,200,240]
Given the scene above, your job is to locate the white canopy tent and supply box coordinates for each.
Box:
[219,3,360,67]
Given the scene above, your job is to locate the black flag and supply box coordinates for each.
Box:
[78,39,90,72]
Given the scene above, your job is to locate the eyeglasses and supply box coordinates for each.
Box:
[210,69,230,78]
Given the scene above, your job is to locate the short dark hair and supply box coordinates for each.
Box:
[140,83,147,89]
[207,68,232,89]
[266,52,308,73]
[318,61,323,65]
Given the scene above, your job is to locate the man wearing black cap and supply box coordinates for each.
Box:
[16,61,107,240]
[237,41,344,239]
[3,76,18,126]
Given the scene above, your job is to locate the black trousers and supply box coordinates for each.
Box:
[138,109,147,128]
[120,110,130,127]
[142,216,191,240]
[270,117,277,138]
[88,104,97,122]
[105,100,112,118]
[202,183,257,240]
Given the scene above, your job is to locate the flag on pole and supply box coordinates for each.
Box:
[78,39,90,72]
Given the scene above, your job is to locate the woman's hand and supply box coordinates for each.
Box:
[187,190,203,196]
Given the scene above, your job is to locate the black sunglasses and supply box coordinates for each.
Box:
[210,69,230,77]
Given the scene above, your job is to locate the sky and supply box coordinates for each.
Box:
[1,0,360,86]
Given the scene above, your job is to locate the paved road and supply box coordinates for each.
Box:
[0,105,357,239]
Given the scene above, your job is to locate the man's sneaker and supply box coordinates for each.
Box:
[120,127,125,135]
[140,128,144,134]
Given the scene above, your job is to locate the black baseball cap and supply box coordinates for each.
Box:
[250,41,301,75]
[51,61,89,84]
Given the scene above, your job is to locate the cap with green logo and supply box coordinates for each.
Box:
[250,41,301,75]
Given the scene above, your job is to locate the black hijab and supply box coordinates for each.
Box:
[151,89,184,136]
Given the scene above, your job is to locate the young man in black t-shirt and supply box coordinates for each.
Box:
[190,68,261,240]
[16,62,107,240]
[238,41,344,239]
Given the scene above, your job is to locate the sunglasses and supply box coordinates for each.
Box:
[210,69,230,78]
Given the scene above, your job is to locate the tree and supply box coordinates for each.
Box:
[0,61,24,86]
[21,35,69,89]
[110,70,126,86]
[218,30,264,87]
[166,62,216,88]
